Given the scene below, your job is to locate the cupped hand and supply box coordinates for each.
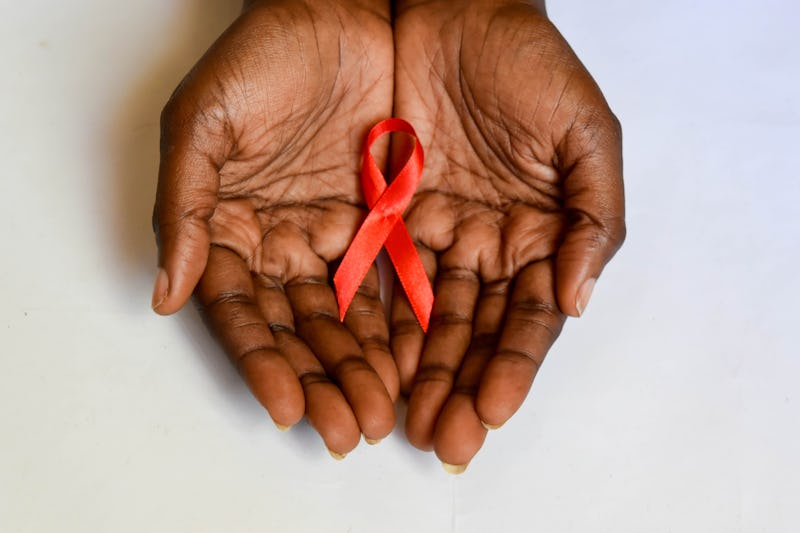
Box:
[152,0,396,456]
[391,0,626,469]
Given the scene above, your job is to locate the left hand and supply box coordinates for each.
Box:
[391,0,626,470]
[152,0,396,457]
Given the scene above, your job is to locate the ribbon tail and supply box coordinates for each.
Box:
[334,214,398,321]
[385,224,433,332]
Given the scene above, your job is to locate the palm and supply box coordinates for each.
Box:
[154,1,397,456]
[392,2,625,467]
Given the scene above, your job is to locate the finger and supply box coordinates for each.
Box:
[302,373,363,457]
[252,272,361,455]
[433,280,510,470]
[343,265,399,403]
[152,95,231,315]
[195,246,304,428]
[390,284,422,395]
[476,260,565,428]
[555,114,626,316]
[286,278,395,441]
[275,339,362,456]
[390,245,437,395]
[405,267,480,451]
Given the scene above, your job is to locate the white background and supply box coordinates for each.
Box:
[1,1,798,531]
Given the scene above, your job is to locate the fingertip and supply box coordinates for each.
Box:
[405,381,449,451]
[150,278,193,316]
[433,395,487,467]
[555,279,589,319]
[305,384,362,456]
[475,370,527,429]
[154,137,219,315]
[154,229,212,315]
[404,426,434,452]
[575,277,596,316]
[151,268,169,313]
[555,246,602,318]
[475,354,541,430]
[319,424,361,458]
[240,350,305,428]
[555,212,625,317]
[360,345,401,403]
[273,421,292,433]
[404,413,434,451]
[441,462,469,475]
[331,360,396,442]
[358,389,396,441]
[328,449,348,461]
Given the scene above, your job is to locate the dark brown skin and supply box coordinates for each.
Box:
[152,0,625,467]
[152,0,398,456]
[391,0,625,468]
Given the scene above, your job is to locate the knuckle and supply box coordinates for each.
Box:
[469,332,500,352]
[354,282,381,302]
[437,267,480,285]
[451,383,478,396]
[494,347,542,372]
[235,346,281,370]
[253,273,284,292]
[268,322,295,335]
[506,298,564,340]
[391,318,423,338]
[359,334,390,353]
[201,288,251,310]
[298,310,339,325]
[331,355,374,380]
[298,370,333,389]
[414,363,455,387]
[596,215,626,253]
[606,109,623,140]
[572,104,623,156]
[429,312,473,329]
[610,217,627,248]
[570,209,626,254]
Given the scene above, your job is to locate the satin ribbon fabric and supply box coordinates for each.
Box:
[334,118,433,332]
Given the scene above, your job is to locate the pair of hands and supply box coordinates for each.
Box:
[151,0,625,471]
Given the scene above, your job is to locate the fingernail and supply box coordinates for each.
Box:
[441,462,469,475]
[273,422,291,433]
[480,421,502,431]
[151,268,169,311]
[328,449,347,461]
[365,437,382,445]
[576,278,596,316]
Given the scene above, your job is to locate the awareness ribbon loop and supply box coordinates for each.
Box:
[334,118,433,332]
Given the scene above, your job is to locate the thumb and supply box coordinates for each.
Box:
[151,96,230,315]
[555,115,626,317]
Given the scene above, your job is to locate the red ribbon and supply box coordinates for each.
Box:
[334,119,433,332]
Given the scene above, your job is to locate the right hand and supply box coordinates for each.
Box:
[152,0,396,457]
[390,0,626,468]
